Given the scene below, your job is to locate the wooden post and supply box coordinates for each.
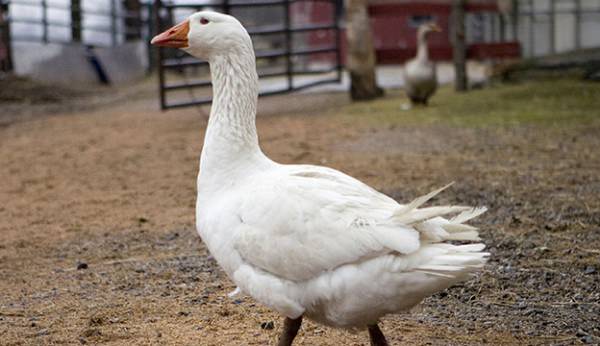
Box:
[123,0,142,41]
[345,0,383,101]
[0,1,12,72]
[452,0,467,92]
[71,0,82,42]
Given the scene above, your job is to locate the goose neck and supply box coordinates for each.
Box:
[417,31,429,61]
[201,50,263,173]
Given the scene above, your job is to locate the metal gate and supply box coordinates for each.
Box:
[154,0,343,110]
[0,0,11,72]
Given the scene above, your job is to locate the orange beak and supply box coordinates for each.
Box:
[151,19,190,48]
[430,24,442,32]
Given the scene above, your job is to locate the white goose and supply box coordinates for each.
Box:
[403,23,441,106]
[152,12,488,345]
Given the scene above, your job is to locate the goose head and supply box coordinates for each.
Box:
[151,11,253,61]
[418,22,442,38]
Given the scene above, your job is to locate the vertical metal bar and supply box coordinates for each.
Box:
[110,0,117,46]
[549,0,555,54]
[499,12,506,42]
[490,13,496,43]
[528,0,534,57]
[41,0,48,43]
[0,0,13,71]
[574,0,581,50]
[511,0,518,42]
[334,0,342,82]
[283,0,292,91]
[71,0,82,42]
[146,2,155,72]
[223,0,230,14]
[154,0,166,110]
[124,0,142,41]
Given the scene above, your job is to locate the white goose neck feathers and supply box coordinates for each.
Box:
[184,12,264,175]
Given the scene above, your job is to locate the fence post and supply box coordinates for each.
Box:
[110,0,117,46]
[123,0,142,41]
[574,0,581,50]
[0,0,12,72]
[452,0,467,92]
[549,0,555,54]
[41,0,48,43]
[223,0,230,14]
[491,13,497,43]
[71,0,82,42]
[146,2,155,72]
[511,0,518,42]
[334,0,342,82]
[498,12,505,43]
[283,0,292,91]
[153,0,166,109]
[528,0,534,57]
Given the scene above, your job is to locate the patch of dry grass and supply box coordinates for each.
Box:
[340,78,600,127]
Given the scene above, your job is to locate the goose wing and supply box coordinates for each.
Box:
[233,165,476,282]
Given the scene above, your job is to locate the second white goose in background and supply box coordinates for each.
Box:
[152,12,488,346]
[403,23,441,107]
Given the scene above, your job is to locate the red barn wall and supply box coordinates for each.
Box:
[294,0,520,65]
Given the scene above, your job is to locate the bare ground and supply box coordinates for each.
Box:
[0,78,599,345]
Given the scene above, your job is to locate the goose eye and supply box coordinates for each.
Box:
[200,18,209,25]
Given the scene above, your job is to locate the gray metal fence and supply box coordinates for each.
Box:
[518,0,600,57]
[0,0,154,72]
[0,1,11,71]
[154,0,343,110]
[2,0,151,45]
[483,0,600,58]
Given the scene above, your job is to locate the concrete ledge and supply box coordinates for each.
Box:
[13,41,148,85]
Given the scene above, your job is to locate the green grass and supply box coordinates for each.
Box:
[339,77,600,127]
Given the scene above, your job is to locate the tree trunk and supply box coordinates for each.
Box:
[452,0,467,91]
[345,0,383,101]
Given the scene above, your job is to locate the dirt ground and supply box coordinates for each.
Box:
[0,77,598,346]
